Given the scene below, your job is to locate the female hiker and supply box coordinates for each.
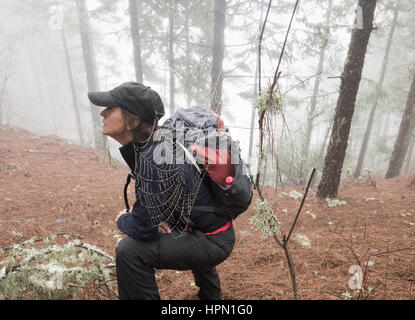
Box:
[87,81,235,300]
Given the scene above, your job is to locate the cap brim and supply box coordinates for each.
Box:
[87,91,118,107]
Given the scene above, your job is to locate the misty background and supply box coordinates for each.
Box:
[0,0,414,187]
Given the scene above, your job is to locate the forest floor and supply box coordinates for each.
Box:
[1,126,414,300]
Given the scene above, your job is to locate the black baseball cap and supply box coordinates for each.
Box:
[87,81,165,124]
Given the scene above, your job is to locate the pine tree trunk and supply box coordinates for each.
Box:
[248,0,265,164]
[317,0,377,198]
[319,115,334,163]
[37,53,58,134]
[61,26,84,145]
[0,84,3,124]
[184,4,192,108]
[404,135,415,174]
[300,0,333,183]
[385,72,415,178]
[76,0,107,150]
[211,0,226,115]
[168,4,175,115]
[129,0,143,83]
[248,65,258,165]
[354,5,398,178]
[0,75,10,125]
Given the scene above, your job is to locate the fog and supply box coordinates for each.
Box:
[1,0,414,187]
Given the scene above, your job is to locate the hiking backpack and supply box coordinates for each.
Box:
[123,105,254,220]
[162,105,254,219]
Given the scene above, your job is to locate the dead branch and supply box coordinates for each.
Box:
[282,71,323,95]
[285,168,316,243]
[270,0,300,92]
[63,149,96,155]
[255,0,300,193]
[271,168,316,300]
[369,244,415,258]
[254,0,307,301]
[0,163,29,177]
[1,233,83,251]
[258,0,273,93]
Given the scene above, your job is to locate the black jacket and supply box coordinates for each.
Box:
[117,141,227,240]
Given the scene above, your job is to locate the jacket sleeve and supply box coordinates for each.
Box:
[117,201,158,241]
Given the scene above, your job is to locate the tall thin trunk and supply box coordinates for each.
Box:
[300,0,333,183]
[76,0,107,150]
[354,5,399,178]
[262,160,268,186]
[385,71,415,178]
[38,52,58,134]
[317,0,377,199]
[211,0,226,115]
[0,75,10,125]
[381,111,391,140]
[248,65,259,166]
[404,135,415,174]
[61,26,84,145]
[184,4,192,108]
[0,83,3,124]
[319,115,334,163]
[129,0,143,83]
[255,0,275,190]
[168,4,175,115]
[374,109,391,158]
[248,0,265,165]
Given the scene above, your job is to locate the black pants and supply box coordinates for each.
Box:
[115,225,235,300]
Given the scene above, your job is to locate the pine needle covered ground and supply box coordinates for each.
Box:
[1,126,414,300]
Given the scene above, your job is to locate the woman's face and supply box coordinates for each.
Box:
[100,106,138,145]
[100,106,126,136]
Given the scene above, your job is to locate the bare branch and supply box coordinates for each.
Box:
[258,0,273,93]
[285,168,316,244]
[271,0,301,92]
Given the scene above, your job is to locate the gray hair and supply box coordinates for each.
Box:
[121,108,157,143]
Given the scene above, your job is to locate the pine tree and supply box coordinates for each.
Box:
[167,0,175,114]
[211,0,227,115]
[76,0,107,150]
[385,71,415,178]
[128,0,144,83]
[60,24,85,146]
[300,0,333,184]
[353,3,399,178]
[317,0,377,198]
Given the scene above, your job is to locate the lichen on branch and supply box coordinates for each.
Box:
[254,89,284,114]
[250,199,281,239]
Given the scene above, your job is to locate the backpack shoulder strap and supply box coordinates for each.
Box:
[192,205,215,213]
[123,172,136,212]
[192,205,232,218]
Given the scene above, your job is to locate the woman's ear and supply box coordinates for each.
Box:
[126,118,141,130]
